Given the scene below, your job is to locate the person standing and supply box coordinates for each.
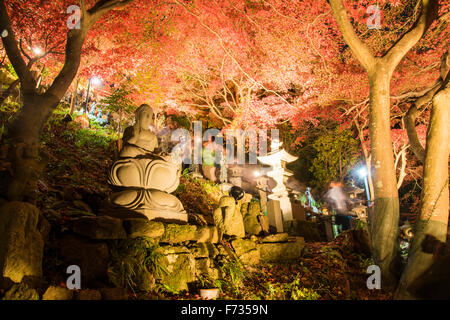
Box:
[323,181,352,233]
[202,136,218,182]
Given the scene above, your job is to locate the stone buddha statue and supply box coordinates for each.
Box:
[120,104,158,158]
[107,104,187,222]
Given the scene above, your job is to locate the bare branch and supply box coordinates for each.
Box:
[383,0,439,73]
[328,0,376,72]
[0,0,36,91]
[405,50,448,163]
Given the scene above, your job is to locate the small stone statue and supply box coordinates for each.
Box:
[213,186,246,240]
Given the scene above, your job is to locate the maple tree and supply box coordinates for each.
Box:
[0,0,448,298]
[0,0,136,201]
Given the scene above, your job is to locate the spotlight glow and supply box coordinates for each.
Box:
[32,47,43,56]
[90,76,102,86]
[358,167,368,178]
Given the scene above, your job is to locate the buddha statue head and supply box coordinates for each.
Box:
[135,104,154,130]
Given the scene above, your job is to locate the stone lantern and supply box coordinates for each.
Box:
[257,139,298,221]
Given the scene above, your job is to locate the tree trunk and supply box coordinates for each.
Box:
[368,67,402,289]
[0,78,19,105]
[69,76,80,114]
[397,81,449,299]
[5,93,60,201]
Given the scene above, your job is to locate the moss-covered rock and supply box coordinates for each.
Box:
[195,226,219,243]
[160,224,197,244]
[239,249,260,266]
[2,282,39,300]
[124,219,165,239]
[158,250,195,292]
[231,238,257,256]
[258,237,305,262]
[193,257,222,281]
[107,238,159,292]
[194,258,210,275]
[261,233,289,243]
[0,202,44,283]
[190,243,219,258]
[42,286,74,300]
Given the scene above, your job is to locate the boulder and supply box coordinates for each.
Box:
[69,216,127,240]
[2,282,39,300]
[258,237,305,262]
[123,219,165,238]
[42,286,74,300]
[195,226,219,243]
[194,258,210,276]
[159,223,197,244]
[0,202,44,283]
[231,239,257,257]
[58,234,110,286]
[157,248,195,292]
[231,239,260,265]
[261,233,289,243]
[239,249,260,266]
[190,243,219,259]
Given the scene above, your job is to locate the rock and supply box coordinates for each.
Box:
[230,238,259,265]
[231,238,257,257]
[42,286,74,300]
[159,223,197,244]
[190,243,219,259]
[194,258,221,280]
[261,233,289,243]
[75,289,102,300]
[58,234,110,286]
[69,216,127,240]
[2,282,39,300]
[0,202,44,283]
[194,258,210,276]
[158,250,195,292]
[107,238,158,292]
[195,226,219,243]
[243,201,262,235]
[100,287,129,300]
[157,246,190,255]
[258,237,305,262]
[239,249,260,266]
[123,219,165,238]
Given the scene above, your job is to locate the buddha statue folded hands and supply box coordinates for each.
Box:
[107,104,187,222]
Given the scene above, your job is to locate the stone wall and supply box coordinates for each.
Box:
[1,206,305,300]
